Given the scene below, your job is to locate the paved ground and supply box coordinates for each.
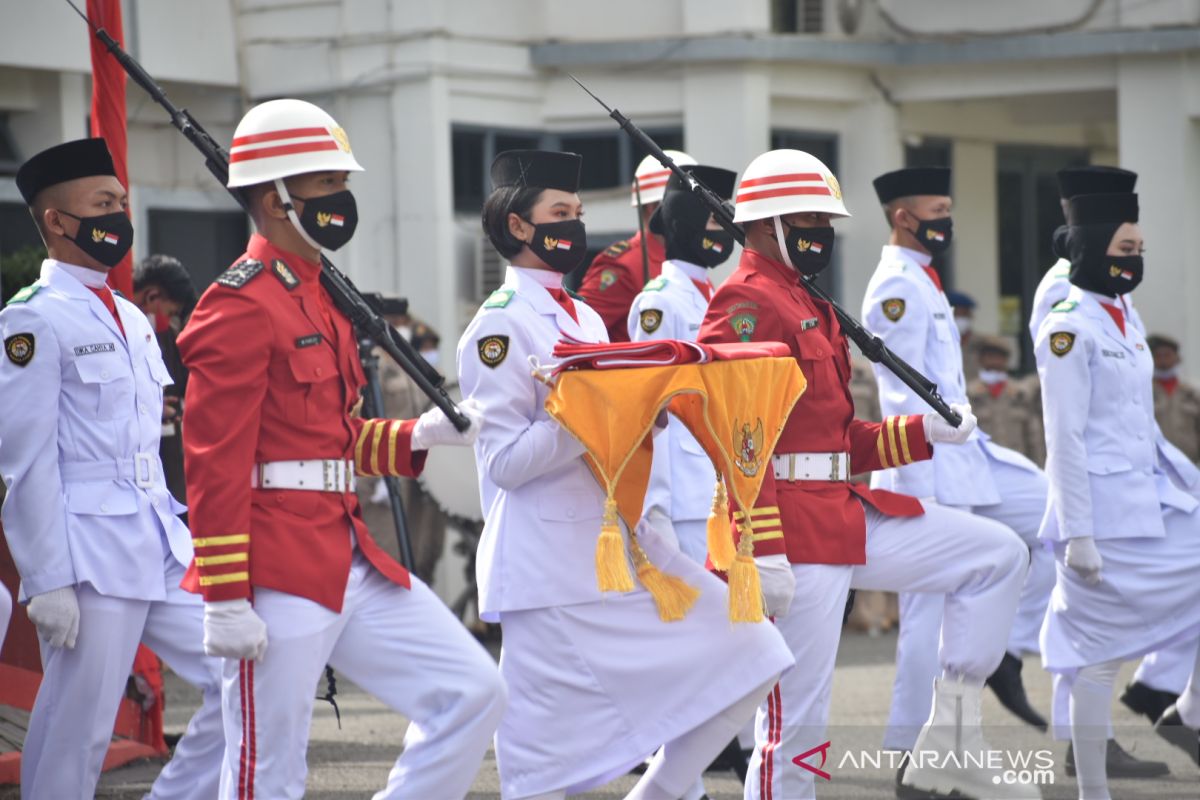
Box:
[7,630,1196,799]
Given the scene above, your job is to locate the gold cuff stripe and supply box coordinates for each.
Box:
[193,534,250,548]
[198,572,250,587]
[370,419,386,476]
[195,553,249,567]
[355,421,373,472]
[386,420,402,476]
[876,429,891,468]
[886,416,901,468]
[733,505,781,520]
[750,531,785,542]
[736,518,782,530]
[898,414,914,464]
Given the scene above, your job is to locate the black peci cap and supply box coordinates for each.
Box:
[490,150,582,193]
[650,164,738,234]
[16,138,118,205]
[1066,192,1139,226]
[1056,166,1136,200]
[872,167,951,204]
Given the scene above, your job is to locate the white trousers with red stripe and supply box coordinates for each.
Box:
[745,502,1027,800]
[218,551,506,800]
[21,557,224,800]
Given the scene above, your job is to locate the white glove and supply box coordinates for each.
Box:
[411,397,484,450]
[27,586,80,649]
[1065,536,1103,585]
[635,508,680,552]
[203,599,268,661]
[922,403,977,445]
[756,554,796,618]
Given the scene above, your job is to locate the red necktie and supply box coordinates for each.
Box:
[988,381,1006,399]
[691,279,714,302]
[1099,302,1125,336]
[89,286,126,339]
[1159,377,1180,396]
[547,287,578,323]
[922,266,944,293]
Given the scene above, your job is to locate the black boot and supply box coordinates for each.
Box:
[984,652,1048,731]
[705,738,749,782]
[1154,705,1200,766]
[1120,680,1179,725]
[1064,739,1170,778]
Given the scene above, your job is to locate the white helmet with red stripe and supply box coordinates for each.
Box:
[732,149,850,222]
[227,99,363,188]
[631,150,696,206]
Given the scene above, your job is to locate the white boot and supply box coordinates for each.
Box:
[901,676,1042,799]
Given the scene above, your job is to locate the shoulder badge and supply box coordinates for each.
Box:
[483,289,514,309]
[216,259,265,289]
[1051,300,1078,313]
[478,335,509,368]
[6,284,42,304]
[4,333,35,367]
[730,312,757,342]
[603,240,631,258]
[643,277,667,292]
[639,308,664,334]
[598,269,619,291]
[881,298,906,321]
[270,258,300,290]
[1049,331,1076,357]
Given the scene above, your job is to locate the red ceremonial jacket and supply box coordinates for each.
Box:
[577,231,665,342]
[698,248,930,565]
[177,234,425,611]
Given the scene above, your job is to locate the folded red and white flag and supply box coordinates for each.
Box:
[550,335,788,374]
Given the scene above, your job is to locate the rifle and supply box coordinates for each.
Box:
[65,0,470,431]
[568,75,962,426]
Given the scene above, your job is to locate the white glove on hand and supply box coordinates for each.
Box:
[411,397,484,450]
[1065,536,1103,585]
[923,403,977,445]
[635,509,681,552]
[756,554,796,618]
[203,599,268,661]
[27,586,80,649]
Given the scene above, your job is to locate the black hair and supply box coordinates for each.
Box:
[482,184,545,258]
[133,254,198,307]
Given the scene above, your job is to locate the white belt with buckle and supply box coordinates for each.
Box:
[60,452,162,488]
[251,459,357,493]
[772,451,850,482]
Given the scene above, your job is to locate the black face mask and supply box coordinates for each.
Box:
[783,223,836,276]
[527,218,587,274]
[59,210,134,268]
[291,190,358,251]
[911,216,953,255]
[1066,222,1143,297]
[1096,255,1144,295]
[668,223,734,269]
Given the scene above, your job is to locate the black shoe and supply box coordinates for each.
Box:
[984,652,1048,731]
[1064,739,1170,778]
[705,738,749,782]
[1120,681,1179,725]
[1154,705,1200,766]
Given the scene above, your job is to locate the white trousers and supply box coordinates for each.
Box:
[1133,635,1200,695]
[745,502,1027,800]
[218,551,506,800]
[0,581,11,655]
[886,457,1049,751]
[21,556,224,800]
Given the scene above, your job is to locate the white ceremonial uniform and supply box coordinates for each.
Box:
[1030,261,1200,698]
[628,260,718,565]
[0,260,223,800]
[863,245,1052,750]
[458,266,794,800]
[1035,286,1200,730]
[0,581,10,655]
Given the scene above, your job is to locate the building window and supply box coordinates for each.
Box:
[772,0,825,33]
[451,126,542,213]
[559,133,621,190]
[146,208,249,290]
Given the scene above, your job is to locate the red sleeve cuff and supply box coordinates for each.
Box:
[875,414,932,468]
[355,418,426,478]
[184,533,252,601]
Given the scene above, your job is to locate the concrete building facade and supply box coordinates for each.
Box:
[1,0,1197,374]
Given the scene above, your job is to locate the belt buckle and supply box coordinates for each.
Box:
[830,453,840,482]
[134,452,155,488]
[788,453,797,482]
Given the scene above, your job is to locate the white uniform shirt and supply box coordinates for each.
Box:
[862,245,1035,506]
[627,260,718,524]
[457,266,612,621]
[1029,259,1198,492]
[1034,286,1197,542]
[0,260,190,602]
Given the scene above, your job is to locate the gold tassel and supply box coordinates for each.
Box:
[631,538,700,622]
[595,496,635,593]
[727,523,764,623]
[706,480,735,571]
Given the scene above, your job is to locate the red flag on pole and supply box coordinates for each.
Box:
[86,0,132,295]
